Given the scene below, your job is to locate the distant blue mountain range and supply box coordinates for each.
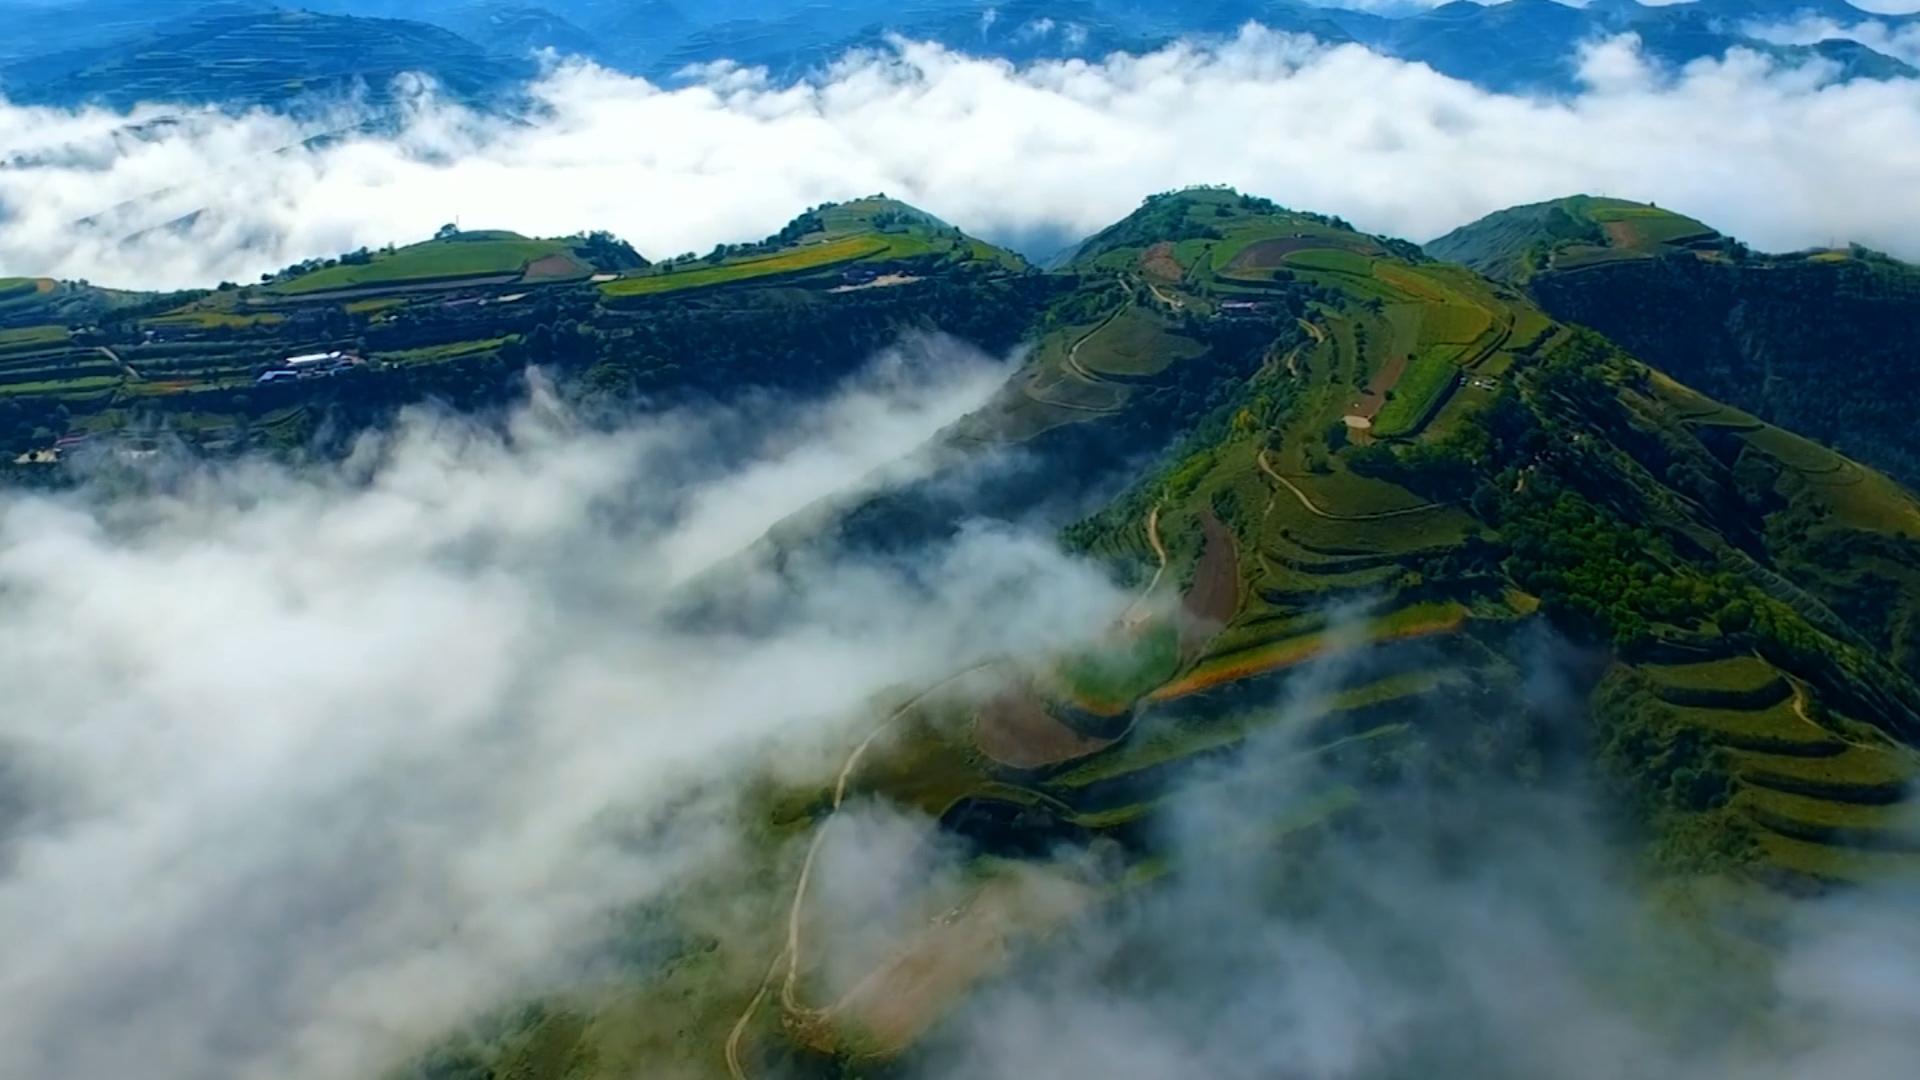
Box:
[0,0,1913,110]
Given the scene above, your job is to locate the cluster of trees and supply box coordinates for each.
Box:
[571,231,646,272]
[1530,249,1920,488]
[765,205,830,246]
[1077,191,1228,258]
[1592,669,1743,870]
[259,244,389,284]
[0,397,71,455]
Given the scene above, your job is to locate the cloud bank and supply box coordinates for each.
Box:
[0,338,1129,1080]
[3,28,1920,289]
[861,628,1920,1080]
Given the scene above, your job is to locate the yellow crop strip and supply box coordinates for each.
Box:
[601,236,889,297]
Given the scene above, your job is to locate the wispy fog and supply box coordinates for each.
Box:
[806,625,1920,1080]
[0,339,1127,1080]
[4,28,1920,289]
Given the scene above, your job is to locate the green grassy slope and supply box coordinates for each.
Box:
[600,196,1024,300]
[15,187,1920,1079]
[1434,194,1920,493]
[1427,195,1721,282]
[0,200,1039,461]
[271,235,582,295]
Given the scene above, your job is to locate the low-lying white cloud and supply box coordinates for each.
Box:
[1851,0,1920,15]
[904,628,1920,1080]
[3,27,1920,290]
[0,342,1126,1080]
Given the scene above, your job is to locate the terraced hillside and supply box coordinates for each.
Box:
[599,198,1025,300]
[0,9,528,111]
[1426,195,1723,282]
[403,190,1920,1080]
[1433,195,1920,491]
[11,186,1920,1079]
[0,200,1044,462]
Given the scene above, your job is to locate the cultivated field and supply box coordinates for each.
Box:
[273,236,577,294]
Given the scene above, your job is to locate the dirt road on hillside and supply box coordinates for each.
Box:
[1257,450,1442,522]
[726,666,993,1079]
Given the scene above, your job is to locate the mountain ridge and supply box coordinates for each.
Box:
[1,0,1915,114]
[378,182,1920,1076]
[10,182,1920,1076]
[1432,192,1920,493]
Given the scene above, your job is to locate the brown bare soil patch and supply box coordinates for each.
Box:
[829,273,922,293]
[1225,236,1320,272]
[974,689,1115,769]
[819,869,1092,1058]
[1181,511,1241,648]
[1347,350,1408,422]
[520,253,590,282]
[1149,609,1467,702]
[1139,241,1182,282]
[1225,236,1377,275]
[1602,220,1639,248]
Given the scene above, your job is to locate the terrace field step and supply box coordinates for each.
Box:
[1736,787,1920,853]
[1646,656,1790,710]
[1667,701,1849,756]
[1752,830,1920,886]
[1732,745,1914,805]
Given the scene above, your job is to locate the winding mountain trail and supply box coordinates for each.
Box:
[1257,450,1442,522]
[96,345,139,381]
[1781,673,1917,762]
[1270,318,1323,379]
[725,665,993,1079]
[1143,279,1185,311]
[1787,679,1830,742]
[728,499,1177,1075]
[1122,505,1168,622]
[1063,301,1130,384]
[723,953,785,1080]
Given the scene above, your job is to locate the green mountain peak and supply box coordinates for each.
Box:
[1426,194,1721,282]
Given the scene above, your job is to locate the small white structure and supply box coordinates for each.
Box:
[284,350,347,368]
[259,350,356,384]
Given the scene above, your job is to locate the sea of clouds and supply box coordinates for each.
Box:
[6,18,1920,1080]
[0,339,1135,1080]
[3,27,1920,289]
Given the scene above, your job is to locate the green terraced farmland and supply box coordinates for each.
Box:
[1645,657,1788,708]
[1736,787,1920,851]
[1587,201,1717,248]
[377,337,513,367]
[1284,248,1374,276]
[145,309,287,331]
[1073,307,1204,378]
[602,235,888,298]
[0,324,69,350]
[1669,701,1845,755]
[1733,745,1913,804]
[274,236,573,295]
[1050,670,1443,790]
[1051,622,1181,715]
[1371,346,1461,437]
